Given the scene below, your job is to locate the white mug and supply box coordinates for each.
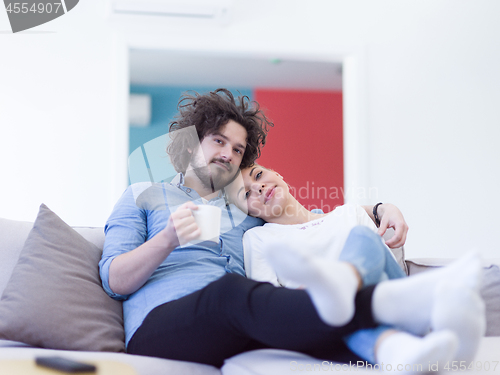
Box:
[191,205,222,243]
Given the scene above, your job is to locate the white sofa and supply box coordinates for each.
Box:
[0,213,220,375]
[1,207,500,375]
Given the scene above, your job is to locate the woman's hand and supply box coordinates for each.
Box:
[376,203,408,248]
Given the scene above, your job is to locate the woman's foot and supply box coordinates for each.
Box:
[264,240,360,326]
[372,252,482,335]
[431,282,486,362]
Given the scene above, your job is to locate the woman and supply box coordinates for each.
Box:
[226,163,485,367]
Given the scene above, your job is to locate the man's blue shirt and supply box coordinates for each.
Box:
[99,175,263,345]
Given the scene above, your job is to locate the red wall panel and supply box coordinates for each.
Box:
[254,89,343,213]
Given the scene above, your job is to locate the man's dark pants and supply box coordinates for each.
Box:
[128,273,377,368]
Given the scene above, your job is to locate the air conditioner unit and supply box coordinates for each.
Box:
[112,0,232,22]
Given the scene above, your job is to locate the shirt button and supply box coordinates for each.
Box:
[186,188,191,193]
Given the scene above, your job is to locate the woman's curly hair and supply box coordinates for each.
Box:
[167,88,273,174]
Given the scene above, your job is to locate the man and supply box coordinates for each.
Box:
[99,89,436,367]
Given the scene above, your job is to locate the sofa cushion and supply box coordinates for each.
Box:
[479,265,500,336]
[0,220,106,299]
[0,204,125,351]
[72,226,106,251]
[222,348,379,375]
[220,337,500,375]
[0,218,34,296]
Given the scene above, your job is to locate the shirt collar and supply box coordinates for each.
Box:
[171,173,184,186]
[172,173,225,200]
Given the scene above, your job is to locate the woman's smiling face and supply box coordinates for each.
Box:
[231,165,290,220]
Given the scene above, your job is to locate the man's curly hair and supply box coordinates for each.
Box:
[167,88,273,174]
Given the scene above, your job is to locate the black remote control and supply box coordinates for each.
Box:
[35,356,97,373]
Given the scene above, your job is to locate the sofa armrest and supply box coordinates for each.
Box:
[405,258,453,276]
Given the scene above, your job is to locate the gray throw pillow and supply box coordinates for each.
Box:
[0,204,125,351]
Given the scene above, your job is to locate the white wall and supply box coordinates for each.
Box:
[2,1,500,259]
[0,0,128,226]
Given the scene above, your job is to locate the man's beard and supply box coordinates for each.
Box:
[192,158,237,193]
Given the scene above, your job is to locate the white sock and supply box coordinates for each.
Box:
[431,282,486,362]
[376,330,458,374]
[264,241,359,326]
[372,252,482,335]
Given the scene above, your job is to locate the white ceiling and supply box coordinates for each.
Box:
[129,49,343,91]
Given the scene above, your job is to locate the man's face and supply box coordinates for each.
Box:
[190,120,247,192]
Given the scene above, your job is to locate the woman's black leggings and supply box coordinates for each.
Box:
[127,273,377,368]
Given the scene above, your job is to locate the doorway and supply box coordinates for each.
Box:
[128,49,344,211]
